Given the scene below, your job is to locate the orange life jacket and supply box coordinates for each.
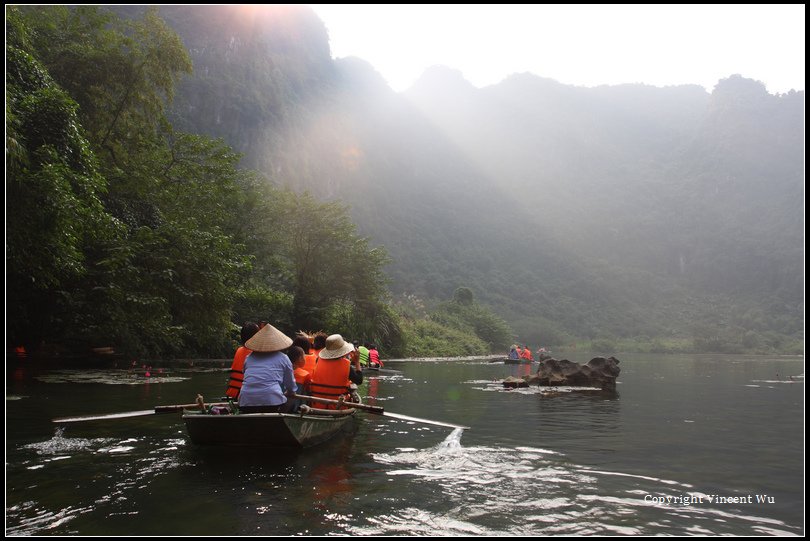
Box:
[294,367,312,388]
[310,356,351,408]
[303,352,318,374]
[225,346,251,399]
[521,348,533,360]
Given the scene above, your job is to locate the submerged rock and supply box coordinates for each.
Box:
[502,376,529,388]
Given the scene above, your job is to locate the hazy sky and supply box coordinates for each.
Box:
[309,4,805,94]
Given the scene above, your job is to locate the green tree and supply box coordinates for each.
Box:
[453,286,474,305]
[6,38,123,348]
[7,6,250,356]
[430,289,514,351]
[249,190,391,333]
[18,6,192,164]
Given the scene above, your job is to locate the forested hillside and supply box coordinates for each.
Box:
[8,6,803,357]
[140,5,802,353]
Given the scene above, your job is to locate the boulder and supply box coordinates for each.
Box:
[526,356,620,390]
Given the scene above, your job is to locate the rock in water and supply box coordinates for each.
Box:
[527,356,620,390]
[502,376,529,388]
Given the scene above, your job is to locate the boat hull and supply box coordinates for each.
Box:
[503,358,534,364]
[364,366,400,375]
[183,410,356,448]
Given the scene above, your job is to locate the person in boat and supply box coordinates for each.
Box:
[285,345,311,413]
[225,322,260,400]
[508,345,519,360]
[368,344,383,368]
[293,334,317,375]
[238,323,295,413]
[289,345,312,395]
[311,331,328,361]
[311,334,363,409]
[357,342,370,367]
[520,345,533,361]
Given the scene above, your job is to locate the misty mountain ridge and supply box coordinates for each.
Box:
[151,6,801,351]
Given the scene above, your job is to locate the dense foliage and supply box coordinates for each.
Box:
[5,6,405,357]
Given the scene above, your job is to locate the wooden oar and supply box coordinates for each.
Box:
[53,402,227,423]
[293,394,469,430]
[292,394,383,413]
[377,411,470,430]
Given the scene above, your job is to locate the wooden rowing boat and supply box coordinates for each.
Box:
[492,357,534,364]
[182,407,356,448]
[364,365,401,375]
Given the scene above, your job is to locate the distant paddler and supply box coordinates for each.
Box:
[368,344,383,368]
[357,342,370,367]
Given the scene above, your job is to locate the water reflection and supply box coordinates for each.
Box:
[35,370,189,385]
[5,357,805,536]
[507,363,533,379]
[360,427,798,536]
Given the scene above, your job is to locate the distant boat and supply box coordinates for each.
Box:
[505,358,534,364]
[182,408,356,448]
[491,357,534,364]
[364,365,401,375]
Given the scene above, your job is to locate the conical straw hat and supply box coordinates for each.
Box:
[244,323,293,352]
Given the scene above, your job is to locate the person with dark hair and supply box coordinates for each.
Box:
[311,332,328,358]
[293,333,316,374]
[239,323,295,413]
[368,343,383,368]
[225,322,260,400]
[291,335,312,356]
[285,345,311,412]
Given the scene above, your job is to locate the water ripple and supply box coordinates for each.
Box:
[35,370,188,385]
[22,428,116,455]
[5,501,91,535]
[466,380,604,395]
[11,430,190,535]
[359,429,800,535]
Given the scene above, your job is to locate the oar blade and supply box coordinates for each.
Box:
[292,393,468,429]
[53,409,156,423]
[382,411,469,430]
[53,402,210,423]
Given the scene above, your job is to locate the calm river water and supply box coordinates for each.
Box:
[6,353,804,536]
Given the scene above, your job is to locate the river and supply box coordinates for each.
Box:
[5,353,804,535]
